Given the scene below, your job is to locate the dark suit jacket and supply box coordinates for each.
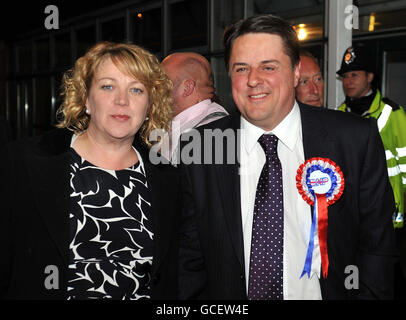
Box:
[0,128,181,299]
[178,103,398,300]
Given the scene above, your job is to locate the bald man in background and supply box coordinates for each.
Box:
[295,50,324,107]
[161,52,228,162]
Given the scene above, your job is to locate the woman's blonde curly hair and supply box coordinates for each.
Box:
[56,41,173,146]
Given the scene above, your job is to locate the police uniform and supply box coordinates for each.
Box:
[337,46,406,228]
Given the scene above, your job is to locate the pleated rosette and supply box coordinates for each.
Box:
[296,157,345,279]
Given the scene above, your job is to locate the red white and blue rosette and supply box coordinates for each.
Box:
[296,157,345,279]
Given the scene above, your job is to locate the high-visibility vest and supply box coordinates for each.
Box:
[339,90,406,228]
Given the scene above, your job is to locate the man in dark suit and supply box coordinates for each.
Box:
[178,14,397,300]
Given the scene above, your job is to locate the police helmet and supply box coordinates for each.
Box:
[336,45,374,76]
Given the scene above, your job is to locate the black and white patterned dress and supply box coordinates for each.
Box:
[67,147,154,300]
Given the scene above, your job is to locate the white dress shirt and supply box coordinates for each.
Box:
[240,102,322,300]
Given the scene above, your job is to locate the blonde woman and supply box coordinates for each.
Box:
[0,42,180,299]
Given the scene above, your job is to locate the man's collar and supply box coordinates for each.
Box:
[172,99,212,126]
[241,101,301,154]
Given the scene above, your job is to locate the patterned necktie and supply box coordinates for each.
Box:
[248,134,284,300]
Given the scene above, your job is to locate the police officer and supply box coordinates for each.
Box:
[337,46,406,300]
[337,46,406,228]
[337,45,406,229]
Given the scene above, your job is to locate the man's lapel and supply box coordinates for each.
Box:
[299,103,332,159]
[214,114,246,273]
[299,103,347,295]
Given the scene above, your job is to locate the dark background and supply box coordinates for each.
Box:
[0,1,130,41]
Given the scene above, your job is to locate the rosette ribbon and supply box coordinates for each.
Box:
[296,157,345,279]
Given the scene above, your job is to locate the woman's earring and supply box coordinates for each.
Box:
[86,108,90,115]
[145,116,149,121]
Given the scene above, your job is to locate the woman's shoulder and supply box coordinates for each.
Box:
[5,128,72,157]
